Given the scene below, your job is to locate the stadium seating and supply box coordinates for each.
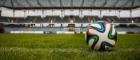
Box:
[73,16,81,23]
[1,15,140,34]
[0,16,9,22]
[103,16,116,23]
[52,16,62,23]
[119,18,131,23]
[62,16,70,23]
[133,17,140,23]
[11,17,27,23]
[26,16,42,23]
[0,16,140,23]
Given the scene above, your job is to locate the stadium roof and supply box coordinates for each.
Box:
[0,0,140,9]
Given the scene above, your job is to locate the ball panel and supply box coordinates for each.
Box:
[90,22,105,33]
[86,34,100,49]
[90,35,99,49]
[88,39,94,48]
[108,24,117,41]
[99,41,114,51]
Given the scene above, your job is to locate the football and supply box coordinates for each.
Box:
[85,21,117,51]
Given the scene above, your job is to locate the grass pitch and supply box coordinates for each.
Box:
[0,34,140,60]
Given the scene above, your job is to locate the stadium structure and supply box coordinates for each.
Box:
[0,0,140,34]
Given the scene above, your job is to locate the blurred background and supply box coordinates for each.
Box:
[0,0,140,34]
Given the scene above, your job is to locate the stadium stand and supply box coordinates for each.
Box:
[133,17,140,23]
[0,0,140,33]
[62,16,70,23]
[1,16,139,24]
[52,16,62,23]
[11,17,27,23]
[103,16,116,23]
[119,18,131,23]
[26,16,42,23]
[0,16,9,22]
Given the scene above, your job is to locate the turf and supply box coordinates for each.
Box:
[0,34,140,60]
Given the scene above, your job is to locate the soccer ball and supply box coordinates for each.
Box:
[85,21,117,51]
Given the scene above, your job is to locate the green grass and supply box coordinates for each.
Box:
[0,34,140,60]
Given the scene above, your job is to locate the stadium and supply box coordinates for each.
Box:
[0,0,140,60]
